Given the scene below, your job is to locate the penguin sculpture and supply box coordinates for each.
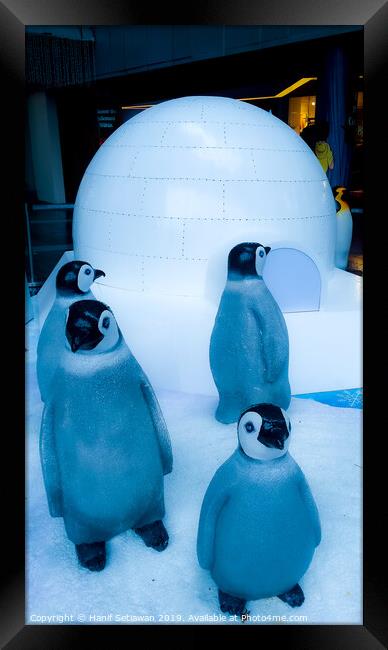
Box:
[209,242,291,424]
[36,260,105,402]
[39,299,173,571]
[334,187,353,270]
[197,403,321,616]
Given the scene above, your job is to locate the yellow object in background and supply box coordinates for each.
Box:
[334,186,348,212]
[334,186,353,270]
[315,141,334,173]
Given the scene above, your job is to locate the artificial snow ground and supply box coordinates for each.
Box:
[26,322,362,626]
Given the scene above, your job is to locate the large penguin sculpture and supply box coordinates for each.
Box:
[39,299,173,571]
[36,260,105,402]
[209,242,291,424]
[197,403,321,616]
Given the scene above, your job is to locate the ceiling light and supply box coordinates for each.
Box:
[121,77,318,111]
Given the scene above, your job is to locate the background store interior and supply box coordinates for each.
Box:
[25,25,363,295]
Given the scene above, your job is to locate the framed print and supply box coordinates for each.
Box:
[1,0,386,647]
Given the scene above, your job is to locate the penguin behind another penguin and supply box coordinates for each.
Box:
[36,260,105,402]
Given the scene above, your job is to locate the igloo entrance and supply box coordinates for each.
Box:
[263,248,321,312]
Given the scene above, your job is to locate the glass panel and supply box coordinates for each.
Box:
[25,205,74,287]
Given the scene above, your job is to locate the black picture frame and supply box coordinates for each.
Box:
[2,0,386,647]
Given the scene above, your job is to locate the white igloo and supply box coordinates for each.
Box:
[70,96,361,395]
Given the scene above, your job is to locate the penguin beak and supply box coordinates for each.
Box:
[94,269,105,280]
[69,335,83,353]
[258,424,288,449]
[67,328,101,352]
[264,246,271,254]
[271,432,286,450]
[66,331,88,353]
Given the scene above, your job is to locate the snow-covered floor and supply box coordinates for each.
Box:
[26,321,362,625]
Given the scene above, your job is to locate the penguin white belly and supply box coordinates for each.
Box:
[211,306,265,393]
[211,479,316,600]
[54,378,165,544]
[210,288,291,421]
[59,432,164,542]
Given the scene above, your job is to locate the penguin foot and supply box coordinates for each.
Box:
[278,584,305,607]
[218,589,248,618]
[215,404,239,425]
[134,520,169,552]
[75,541,106,572]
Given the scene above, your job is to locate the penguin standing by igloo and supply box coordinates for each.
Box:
[197,403,321,616]
[334,186,353,270]
[39,299,173,571]
[209,242,291,424]
[36,260,105,402]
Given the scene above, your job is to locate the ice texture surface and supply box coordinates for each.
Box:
[26,322,361,625]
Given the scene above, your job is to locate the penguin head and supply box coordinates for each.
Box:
[227,242,271,279]
[56,261,105,295]
[237,403,291,461]
[65,300,119,354]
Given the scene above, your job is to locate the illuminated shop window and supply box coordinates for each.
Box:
[288,96,316,135]
[355,91,363,145]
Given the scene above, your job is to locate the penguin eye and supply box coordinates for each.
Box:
[85,268,91,275]
[102,317,110,329]
[259,250,264,258]
[245,421,255,433]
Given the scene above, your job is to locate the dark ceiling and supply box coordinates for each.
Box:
[94,30,363,107]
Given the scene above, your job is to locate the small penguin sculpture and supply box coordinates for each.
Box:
[197,403,321,616]
[37,260,105,402]
[209,243,291,424]
[39,299,173,571]
[334,187,353,270]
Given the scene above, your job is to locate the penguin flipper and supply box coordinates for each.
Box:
[39,402,63,518]
[251,304,288,383]
[298,469,321,546]
[197,465,231,570]
[140,379,173,475]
